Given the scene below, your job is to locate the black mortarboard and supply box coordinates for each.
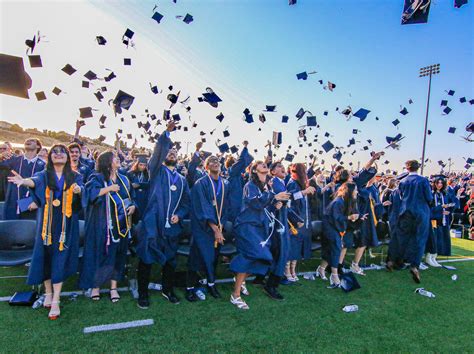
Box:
[172,114,181,121]
[353,108,370,121]
[163,110,170,120]
[341,107,352,117]
[400,107,409,115]
[447,89,455,96]
[323,111,328,116]
[392,119,400,126]
[348,138,356,146]
[199,90,221,107]
[152,11,164,23]
[307,116,317,127]
[409,98,414,104]
[282,115,289,123]
[25,34,36,53]
[216,113,224,122]
[79,107,93,118]
[443,106,452,115]
[230,145,239,154]
[113,90,134,113]
[0,54,32,99]
[324,132,330,137]
[322,140,334,153]
[467,122,474,133]
[96,36,107,45]
[105,71,116,82]
[84,70,97,80]
[272,131,282,145]
[150,84,159,94]
[143,121,151,131]
[264,105,276,112]
[52,87,61,95]
[223,129,230,138]
[99,114,107,125]
[183,14,193,24]
[35,91,46,101]
[218,143,229,153]
[470,99,474,105]
[62,64,76,75]
[448,127,456,134]
[427,129,432,135]
[459,97,467,103]
[455,0,468,8]
[386,133,403,145]
[440,99,448,106]
[466,158,474,165]
[285,153,294,162]
[124,28,134,39]
[82,80,89,88]
[94,91,104,101]
[243,108,253,123]
[333,151,342,161]
[401,0,431,25]
[124,58,131,66]
[289,0,297,5]
[127,133,133,139]
[28,55,42,68]
[296,108,305,119]
[296,72,308,80]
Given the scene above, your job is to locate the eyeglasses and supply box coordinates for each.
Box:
[52,148,67,155]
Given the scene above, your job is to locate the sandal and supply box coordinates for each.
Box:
[230,294,249,310]
[327,274,341,289]
[90,288,101,301]
[233,277,250,296]
[110,288,120,303]
[48,301,61,320]
[315,266,328,281]
[350,262,366,276]
[43,293,53,308]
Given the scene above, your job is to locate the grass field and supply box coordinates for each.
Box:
[1,238,473,353]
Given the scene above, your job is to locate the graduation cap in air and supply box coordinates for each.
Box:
[216,113,224,122]
[392,119,400,127]
[447,89,455,96]
[79,107,94,118]
[448,127,456,134]
[28,55,42,68]
[459,97,467,103]
[230,146,239,154]
[0,54,32,99]
[84,70,97,80]
[273,131,282,145]
[25,34,37,53]
[296,108,306,120]
[259,113,266,123]
[440,99,448,106]
[99,114,107,125]
[198,88,221,107]
[218,143,229,153]
[352,129,358,134]
[223,128,230,138]
[333,151,342,162]
[307,116,317,127]
[409,98,414,104]
[94,91,104,102]
[172,114,181,121]
[348,138,356,146]
[52,87,62,95]
[341,107,352,117]
[98,135,106,142]
[289,0,297,5]
[322,140,334,153]
[82,81,89,88]
[152,11,164,23]
[124,58,131,66]
[96,36,107,45]
[454,0,468,8]
[323,111,328,116]
[401,0,431,25]
[112,90,134,114]
[62,64,77,75]
[400,107,409,115]
[296,72,308,80]
[243,108,254,123]
[327,81,336,91]
[35,91,46,101]
[282,115,289,123]
[167,91,180,108]
[469,99,474,105]
[264,105,276,112]
[105,71,116,82]
[181,14,194,24]
[285,153,294,162]
[123,28,134,41]
[353,108,370,121]
[386,133,404,146]
[443,106,452,115]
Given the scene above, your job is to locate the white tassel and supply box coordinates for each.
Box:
[165,219,171,228]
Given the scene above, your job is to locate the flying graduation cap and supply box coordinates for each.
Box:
[112,90,134,114]
[0,54,32,99]
[243,108,254,123]
[177,14,193,24]
[454,0,468,8]
[152,12,164,23]
[353,108,370,121]
[400,107,409,115]
[198,87,221,107]
[264,105,276,112]
[386,133,404,147]
[96,36,107,45]
[401,0,431,25]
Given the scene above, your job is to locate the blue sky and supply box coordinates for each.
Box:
[1,0,473,173]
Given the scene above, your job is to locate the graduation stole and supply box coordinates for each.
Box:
[369,196,378,226]
[41,184,74,251]
[108,174,132,241]
[207,174,225,248]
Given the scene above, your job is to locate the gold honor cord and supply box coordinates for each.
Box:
[369,197,378,227]
[108,175,132,239]
[207,174,225,248]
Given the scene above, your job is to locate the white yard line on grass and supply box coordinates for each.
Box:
[83,319,154,334]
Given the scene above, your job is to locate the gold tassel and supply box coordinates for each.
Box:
[369,197,378,226]
[288,220,298,236]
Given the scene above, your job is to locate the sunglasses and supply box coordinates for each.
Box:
[52,148,67,155]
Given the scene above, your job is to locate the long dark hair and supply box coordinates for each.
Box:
[249,160,267,192]
[47,144,76,190]
[96,150,116,182]
[334,169,350,184]
[432,177,447,194]
[291,163,308,190]
[335,182,357,216]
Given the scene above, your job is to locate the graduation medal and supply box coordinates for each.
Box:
[170,185,177,192]
[52,199,61,207]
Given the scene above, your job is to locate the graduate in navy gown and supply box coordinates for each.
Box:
[227,141,254,223]
[286,163,316,282]
[79,150,136,302]
[136,121,191,308]
[395,160,433,283]
[425,176,457,267]
[0,138,45,220]
[127,155,150,218]
[186,142,206,188]
[385,177,405,271]
[317,182,363,288]
[186,155,230,301]
[230,161,290,310]
[9,144,83,320]
[68,142,92,183]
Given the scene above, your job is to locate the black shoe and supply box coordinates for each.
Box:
[185,289,199,302]
[207,285,221,299]
[162,290,180,304]
[252,277,266,287]
[137,295,150,309]
[410,267,421,284]
[263,286,284,301]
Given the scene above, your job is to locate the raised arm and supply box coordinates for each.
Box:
[148,121,175,180]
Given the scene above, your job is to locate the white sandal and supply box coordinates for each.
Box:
[233,277,250,296]
[350,262,366,276]
[48,301,61,320]
[43,293,53,308]
[315,266,328,281]
[230,294,249,310]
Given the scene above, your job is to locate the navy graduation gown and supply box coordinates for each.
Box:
[79,172,135,289]
[321,197,347,268]
[230,181,275,275]
[127,170,150,218]
[228,147,254,223]
[387,188,403,261]
[187,174,230,283]
[287,179,312,260]
[27,171,83,285]
[136,131,191,266]
[186,152,205,188]
[397,174,433,267]
[428,191,456,256]
[0,156,45,220]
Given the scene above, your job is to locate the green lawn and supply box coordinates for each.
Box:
[1,239,473,353]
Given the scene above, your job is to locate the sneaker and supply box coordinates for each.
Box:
[137,295,150,309]
[419,262,429,271]
[162,290,180,304]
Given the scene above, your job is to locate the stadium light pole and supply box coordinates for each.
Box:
[419,63,440,175]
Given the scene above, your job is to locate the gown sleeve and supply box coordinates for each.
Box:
[148,131,172,181]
